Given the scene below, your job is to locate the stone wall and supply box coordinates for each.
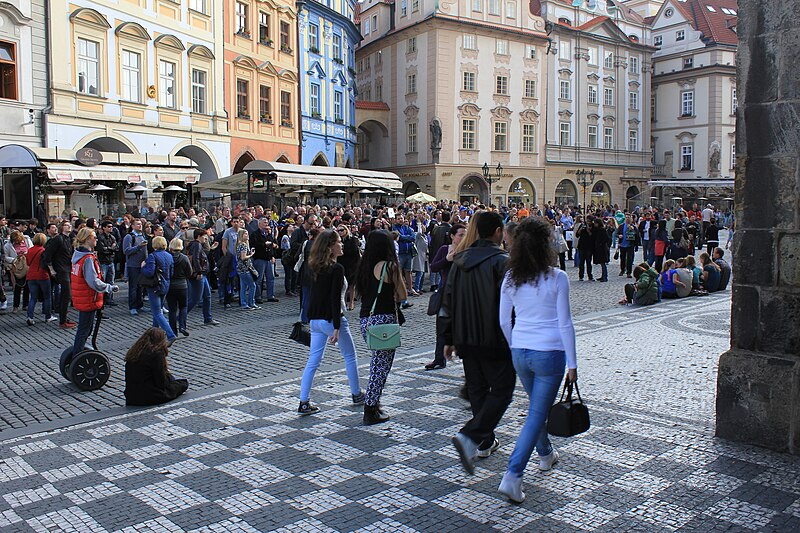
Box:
[715,0,800,454]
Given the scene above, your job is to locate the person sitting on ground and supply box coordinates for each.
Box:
[700,252,722,292]
[712,247,732,290]
[619,263,659,306]
[673,257,694,298]
[124,327,188,406]
[684,255,703,289]
[660,260,682,299]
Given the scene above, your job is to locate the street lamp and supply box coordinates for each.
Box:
[482,162,503,204]
[576,169,595,215]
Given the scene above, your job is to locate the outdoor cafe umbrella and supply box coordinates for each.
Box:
[406,191,437,203]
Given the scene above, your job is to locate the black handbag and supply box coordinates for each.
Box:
[547,380,590,437]
[289,321,311,347]
[426,288,443,316]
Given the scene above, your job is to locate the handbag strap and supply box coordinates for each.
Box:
[370,261,388,317]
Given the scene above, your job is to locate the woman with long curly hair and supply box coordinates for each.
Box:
[356,229,408,425]
[297,229,363,416]
[124,327,188,406]
[497,217,578,504]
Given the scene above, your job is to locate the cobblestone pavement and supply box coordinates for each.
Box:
[2,291,798,532]
[0,249,688,433]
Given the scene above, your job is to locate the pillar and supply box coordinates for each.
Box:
[715,0,800,454]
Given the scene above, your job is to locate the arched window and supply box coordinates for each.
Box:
[591,180,611,206]
[554,179,578,207]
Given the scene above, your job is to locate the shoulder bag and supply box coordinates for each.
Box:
[289,321,311,346]
[547,379,591,437]
[365,262,402,351]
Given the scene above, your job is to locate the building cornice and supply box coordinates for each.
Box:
[357,12,549,54]
[652,62,735,82]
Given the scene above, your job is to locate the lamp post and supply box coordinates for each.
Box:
[576,168,595,215]
[482,162,503,205]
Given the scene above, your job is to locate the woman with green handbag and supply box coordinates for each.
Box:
[356,230,408,425]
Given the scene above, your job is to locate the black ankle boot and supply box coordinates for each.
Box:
[363,404,390,425]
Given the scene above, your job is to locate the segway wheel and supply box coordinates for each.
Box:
[60,347,75,381]
[68,350,110,391]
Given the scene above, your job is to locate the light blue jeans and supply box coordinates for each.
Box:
[253,258,275,300]
[146,289,176,340]
[239,271,256,308]
[299,316,361,402]
[507,348,566,476]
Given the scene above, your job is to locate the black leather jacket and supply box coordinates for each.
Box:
[96,232,117,264]
[440,239,509,355]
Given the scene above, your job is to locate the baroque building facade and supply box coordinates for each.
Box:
[647,0,737,202]
[534,0,654,210]
[356,0,549,205]
[42,0,230,213]
[225,0,300,173]
[356,0,653,208]
[297,0,360,167]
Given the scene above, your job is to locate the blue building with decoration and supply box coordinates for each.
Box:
[297,0,361,167]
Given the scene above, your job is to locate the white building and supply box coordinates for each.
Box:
[355,0,550,206]
[534,0,655,210]
[647,0,737,204]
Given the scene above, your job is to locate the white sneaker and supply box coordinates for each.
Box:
[498,471,525,503]
[0,301,7,312]
[538,448,559,471]
[46,316,58,322]
[477,438,500,458]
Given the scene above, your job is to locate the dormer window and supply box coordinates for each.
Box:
[558,17,571,26]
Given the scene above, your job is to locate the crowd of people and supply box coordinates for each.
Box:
[0,196,732,500]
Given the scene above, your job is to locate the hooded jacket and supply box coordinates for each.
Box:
[634,267,660,304]
[440,239,509,354]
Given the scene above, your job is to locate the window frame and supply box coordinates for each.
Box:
[603,127,614,150]
[236,78,250,118]
[461,118,476,150]
[559,80,571,101]
[731,88,737,114]
[495,75,508,96]
[676,30,685,41]
[406,73,416,94]
[462,71,476,92]
[259,84,271,121]
[603,51,614,69]
[310,83,320,115]
[493,121,508,151]
[681,90,694,117]
[654,35,663,47]
[158,59,177,109]
[77,37,101,96]
[0,40,17,100]
[407,121,417,153]
[603,87,614,107]
[191,68,208,114]
[629,91,639,110]
[488,0,500,16]
[628,130,638,151]
[235,1,249,35]
[588,125,598,148]
[120,49,141,103]
[407,37,417,54]
[334,91,343,121]
[560,122,571,146]
[524,79,536,99]
[280,90,291,124]
[506,0,516,19]
[588,84,598,104]
[680,144,693,170]
[259,11,271,43]
[559,40,571,61]
[309,24,319,51]
[280,21,291,51]
[495,39,509,55]
[463,34,477,50]
[629,56,639,74]
[521,123,535,153]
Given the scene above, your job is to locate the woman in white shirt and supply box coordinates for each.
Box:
[497,217,578,504]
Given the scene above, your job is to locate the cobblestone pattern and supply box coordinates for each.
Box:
[0,253,697,432]
[2,294,795,532]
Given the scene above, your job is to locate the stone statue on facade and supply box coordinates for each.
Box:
[430,118,442,150]
[710,145,721,172]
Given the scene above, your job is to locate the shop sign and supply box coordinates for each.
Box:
[185,175,199,185]
[55,173,74,183]
[76,148,103,167]
[127,175,142,184]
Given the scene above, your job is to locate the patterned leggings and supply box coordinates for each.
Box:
[360,314,397,407]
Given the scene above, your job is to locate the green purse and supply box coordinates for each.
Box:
[365,262,402,351]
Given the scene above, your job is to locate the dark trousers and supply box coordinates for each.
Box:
[167,285,188,333]
[558,253,566,271]
[458,350,516,448]
[127,266,143,310]
[55,272,71,324]
[619,247,635,275]
[433,316,447,367]
[12,279,29,309]
[624,283,636,303]
[566,239,574,261]
[73,310,96,354]
[578,250,593,279]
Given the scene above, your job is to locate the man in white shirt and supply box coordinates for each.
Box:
[701,204,714,247]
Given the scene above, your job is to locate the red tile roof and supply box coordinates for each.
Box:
[356,101,390,111]
[673,0,738,46]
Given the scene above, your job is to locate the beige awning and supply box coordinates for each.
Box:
[45,163,200,185]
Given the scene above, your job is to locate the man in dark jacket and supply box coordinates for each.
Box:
[441,211,515,475]
[428,211,451,291]
[42,220,76,327]
[287,214,317,296]
[250,217,279,303]
[96,220,118,305]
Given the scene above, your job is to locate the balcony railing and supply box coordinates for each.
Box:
[652,164,666,177]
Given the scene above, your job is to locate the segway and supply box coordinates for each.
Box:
[59,310,111,391]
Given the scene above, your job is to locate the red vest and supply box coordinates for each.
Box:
[71,254,104,312]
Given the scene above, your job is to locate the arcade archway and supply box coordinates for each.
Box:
[508,178,536,207]
[459,175,488,205]
[554,179,578,207]
[591,180,611,207]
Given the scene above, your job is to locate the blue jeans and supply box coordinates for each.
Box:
[188,275,213,322]
[253,259,275,300]
[127,266,143,310]
[100,263,115,303]
[73,310,96,354]
[430,271,441,288]
[300,284,312,323]
[146,289,176,340]
[299,316,361,402]
[413,270,425,292]
[27,279,52,320]
[507,348,566,476]
[239,271,256,308]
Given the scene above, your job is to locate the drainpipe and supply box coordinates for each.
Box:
[296,2,304,166]
[42,0,53,149]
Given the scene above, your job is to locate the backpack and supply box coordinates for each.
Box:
[10,254,29,280]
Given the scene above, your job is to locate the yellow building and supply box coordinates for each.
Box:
[225,0,300,174]
[41,0,230,214]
